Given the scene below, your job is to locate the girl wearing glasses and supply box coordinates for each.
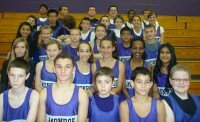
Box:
[162,64,200,122]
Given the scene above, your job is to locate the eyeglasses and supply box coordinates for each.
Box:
[171,77,190,84]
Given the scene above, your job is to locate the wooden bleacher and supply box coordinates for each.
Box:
[0,12,199,95]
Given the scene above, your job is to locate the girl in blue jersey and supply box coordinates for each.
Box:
[35,40,61,92]
[73,42,94,94]
[89,67,120,122]
[92,37,125,96]
[153,43,177,99]
[117,27,133,62]
[125,9,135,29]
[132,15,144,40]
[148,11,164,42]
[0,59,39,122]
[123,39,147,98]
[120,67,166,122]
[113,15,125,44]
[163,64,200,122]
[89,24,107,59]
[63,28,81,62]
[37,52,88,122]
[79,17,95,42]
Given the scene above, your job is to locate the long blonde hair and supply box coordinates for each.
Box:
[8,37,29,70]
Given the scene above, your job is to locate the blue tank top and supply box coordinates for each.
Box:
[39,44,47,62]
[155,26,161,40]
[132,28,144,40]
[127,98,157,122]
[41,61,57,88]
[156,72,173,98]
[80,31,92,42]
[108,24,116,30]
[73,63,92,91]
[142,21,148,29]
[93,39,100,54]
[3,89,33,121]
[168,94,200,122]
[63,45,79,62]
[118,43,132,62]
[96,60,119,88]
[46,85,79,121]
[89,95,119,122]
[125,61,135,97]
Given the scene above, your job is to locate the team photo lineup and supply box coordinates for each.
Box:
[0,3,200,122]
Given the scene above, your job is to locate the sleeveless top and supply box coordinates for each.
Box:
[3,89,33,121]
[73,63,92,90]
[93,39,100,54]
[41,61,57,88]
[132,28,144,40]
[89,95,119,122]
[80,31,92,42]
[45,85,79,122]
[127,98,157,122]
[118,43,131,62]
[156,72,173,98]
[168,94,200,122]
[96,60,119,88]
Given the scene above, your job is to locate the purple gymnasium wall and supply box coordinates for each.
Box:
[0,0,199,16]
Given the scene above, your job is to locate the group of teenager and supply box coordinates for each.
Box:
[0,3,199,122]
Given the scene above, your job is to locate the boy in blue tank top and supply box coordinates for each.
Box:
[118,27,132,62]
[37,52,88,122]
[120,67,166,122]
[0,59,39,121]
[163,64,200,122]
[89,67,120,122]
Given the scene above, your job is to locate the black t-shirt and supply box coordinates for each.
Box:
[164,92,200,115]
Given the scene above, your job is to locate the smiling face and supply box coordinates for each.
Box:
[81,20,90,32]
[170,71,190,95]
[96,75,113,98]
[100,16,110,28]
[8,67,29,89]
[132,16,141,27]
[131,74,152,96]
[149,14,157,25]
[70,29,81,42]
[121,30,132,43]
[95,26,107,40]
[41,29,52,43]
[48,12,58,25]
[20,25,31,38]
[109,7,118,18]
[60,7,68,16]
[27,17,36,27]
[114,18,123,29]
[100,40,115,58]
[14,42,27,58]
[160,47,171,64]
[77,43,92,62]
[131,40,144,59]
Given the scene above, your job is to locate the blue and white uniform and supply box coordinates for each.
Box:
[3,89,33,122]
[45,85,79,122]
[118,42,131,62]
[73,63,92,91]
[155,72,173,98]
[132,28,144,40]
[41,61,56,88]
